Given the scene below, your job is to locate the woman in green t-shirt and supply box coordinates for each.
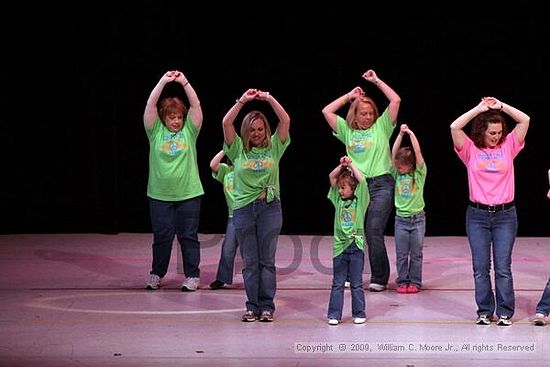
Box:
[143,70,204,292]
[222,88,291,322]
[322,69,401,292]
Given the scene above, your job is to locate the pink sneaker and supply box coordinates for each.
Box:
[396,285,408,294]
[407,285,420,293]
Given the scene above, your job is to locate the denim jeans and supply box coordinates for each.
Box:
[233,199,282,314]
[536,278,550,316]
[466,205,517,318]
[148,197,201,278]
[394,212,426,287]
[328,243,366,320]
[365,174,395,285]
[214,217,239,284]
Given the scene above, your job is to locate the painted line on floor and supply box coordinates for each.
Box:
[27,291,249,315]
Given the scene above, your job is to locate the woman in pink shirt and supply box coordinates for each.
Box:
[450,96,530,326]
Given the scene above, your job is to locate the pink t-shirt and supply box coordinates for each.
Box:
[454,131,524,205]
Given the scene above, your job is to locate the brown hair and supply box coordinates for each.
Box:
[470,110,509,148]
[337,169,358,192]
[395,146,417,187]
[240,111,272,152]
[346,95,380,130]
[158,97,187,123]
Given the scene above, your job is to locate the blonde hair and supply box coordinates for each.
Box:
[240,111,272,152]
[345,95,379,130]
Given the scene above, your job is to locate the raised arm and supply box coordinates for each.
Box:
[329,162,344,187]
[258,90,290,143]
[175,72,202,128]
[210,150,225,172]
[486,97,530,143]
[449,99,489,150]
[222,89,257,146]
[321,87,364,131]
[143,71,177,128]
[346,158,364,182]
[391,125,406,162]
[362,70,401,123]
[405,125,424,167]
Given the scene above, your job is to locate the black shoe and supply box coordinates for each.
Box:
[241,311,258,322]
[209,280,225,290]
[475,314,491,325]
[259,310,274,322]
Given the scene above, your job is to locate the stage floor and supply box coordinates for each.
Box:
[0,233,549,366]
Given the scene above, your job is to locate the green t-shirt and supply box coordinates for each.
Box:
[327,178,369,257]
[334,109,395,178]
[145,116,204,201]
[390,163,427,217]
[223,134,290,210]
[212,163,235,217]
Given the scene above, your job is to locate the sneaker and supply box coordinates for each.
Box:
[353,317,367,324]
[181,277,200,292]
[145,274,161,290]
[241,310,258,322]
[476,314,491,325]
[259,310,274,322]
[532,313,546,326]
[368,283,386,292]
[328,318,339,325]
[396,285,408,294]
[497,315,512,326]
[344,281,351,288]
[407,285,420,293]
[209,280,225,290]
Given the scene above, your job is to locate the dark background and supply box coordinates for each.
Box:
[2,3,549,236]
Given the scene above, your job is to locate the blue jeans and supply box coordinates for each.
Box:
[536,278,550,316]
[148,197,201,278]
[233,199,282,314]
[214,218,239,284]
[394,212,426,287]
[328,243,366,320]
[466,205,517,318]
[366,174,395,285]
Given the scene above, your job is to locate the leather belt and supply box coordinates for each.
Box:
[469,201,514,213]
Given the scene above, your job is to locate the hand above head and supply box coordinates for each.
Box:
[161,70,178,83]
[239,89,260,103]
[340,155,352,166]
[174,71,188,84]
[257,90,271,101]
[400,124,409,133]
[482,96,503,110]
[349,86,364,99]
[474,98,492,113]
[362,69,378,83]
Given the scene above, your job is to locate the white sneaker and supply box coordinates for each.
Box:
[353,317,366,324]
[181,277,200,291]
[344,281,351,288]
[328,318,339,325]
[146,274,161,290]
[368,283,385,292]
[532,313,546,326]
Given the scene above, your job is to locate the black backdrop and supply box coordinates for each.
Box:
[2,3,549,236]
